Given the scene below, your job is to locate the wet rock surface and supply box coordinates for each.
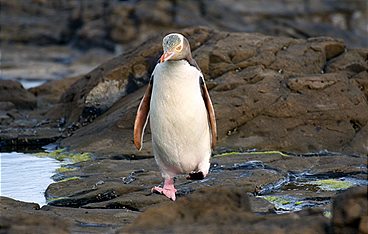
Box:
[1,152,367,233]
[124,186,329,234]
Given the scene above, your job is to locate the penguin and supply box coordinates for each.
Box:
[134,33,217,201]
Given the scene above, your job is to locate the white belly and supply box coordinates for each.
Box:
[150,61,211,177]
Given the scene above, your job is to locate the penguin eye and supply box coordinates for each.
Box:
[175,45,182,51]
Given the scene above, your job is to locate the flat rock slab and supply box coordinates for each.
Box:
[46,152,366,215]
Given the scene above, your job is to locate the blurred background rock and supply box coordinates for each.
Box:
[1,0,367,86]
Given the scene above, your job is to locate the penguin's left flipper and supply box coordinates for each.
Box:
[133,78,153,150]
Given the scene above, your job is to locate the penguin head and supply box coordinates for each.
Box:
[160,33,191,63]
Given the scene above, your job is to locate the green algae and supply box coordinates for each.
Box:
[69,152,91,163]
[260,196,308,211]
[244,151,289,157]
[214,150,288,157]
[323,211,332,219]
[262,196,291,205]
[35,149,91,163]
[46,196,68,203]
[308,179,353,191]
[56,166,77,173]
[214,151,242,157]
[58,177,80,183]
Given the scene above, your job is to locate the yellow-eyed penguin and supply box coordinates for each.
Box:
[133,33,217,201]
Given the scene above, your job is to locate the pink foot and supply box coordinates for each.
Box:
[151,178,177,201]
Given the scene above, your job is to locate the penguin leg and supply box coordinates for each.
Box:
[187,161,210,180]
[151,177,177,201]
[187,171,204,180]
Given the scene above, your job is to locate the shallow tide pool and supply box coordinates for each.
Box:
[0,152,61,206]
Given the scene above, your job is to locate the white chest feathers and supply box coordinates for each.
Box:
[149,60,211,175]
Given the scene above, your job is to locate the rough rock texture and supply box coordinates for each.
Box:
[0,196,138,233]
[2,151,366,233]
[332,186,368,234]
[0,80,37,109]
[124,186,328,234]
[29,76,81,107]
[52,27,368,156]
[0,197,70,234]
[1,0,367,49]
[45,152,367,222]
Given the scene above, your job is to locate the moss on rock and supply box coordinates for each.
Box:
[36,149,92,163]
[308,179,353,191]
[215,150,288,157]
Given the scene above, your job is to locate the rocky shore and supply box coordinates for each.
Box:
[1,27,367,155]
[1,1,367,233]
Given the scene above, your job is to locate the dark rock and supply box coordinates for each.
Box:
[124,186,328,234]
[29,76,80,107]
[0,127,62,151]
[0,196,139,233]
[0,80,37,109]
[0,43,115,83]
[326,48,368,73]
[0,197,70,234]
[45,152,366,213]
[0,102,15,111]
[332,186,368,234]
[1,0,366,49]
[0,1,70,45]
[1,151,366,233]
[126,186,252,229]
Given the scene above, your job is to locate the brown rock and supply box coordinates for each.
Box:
[1,1,367,49]
[360,216,368,234]
[44,151,366,215]
[124,185,328,234]
[0,197,70,234]
[332,186,368,234]
[0,196,139,233]
[125,186,252,231]
[0,1,70,44]
[352,71,368,100]
[326,48,368,73]
[29,76,80,107]
[0,80,37,109]
[56,27,368,156]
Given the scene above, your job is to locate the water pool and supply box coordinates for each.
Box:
[0,152,61,206]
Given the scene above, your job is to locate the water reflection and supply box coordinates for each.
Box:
[0,152,61,206]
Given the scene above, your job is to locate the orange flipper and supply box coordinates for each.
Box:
[200,78,217,149]
[133,81,153,150]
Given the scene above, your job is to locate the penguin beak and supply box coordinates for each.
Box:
[160,51,175,63]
